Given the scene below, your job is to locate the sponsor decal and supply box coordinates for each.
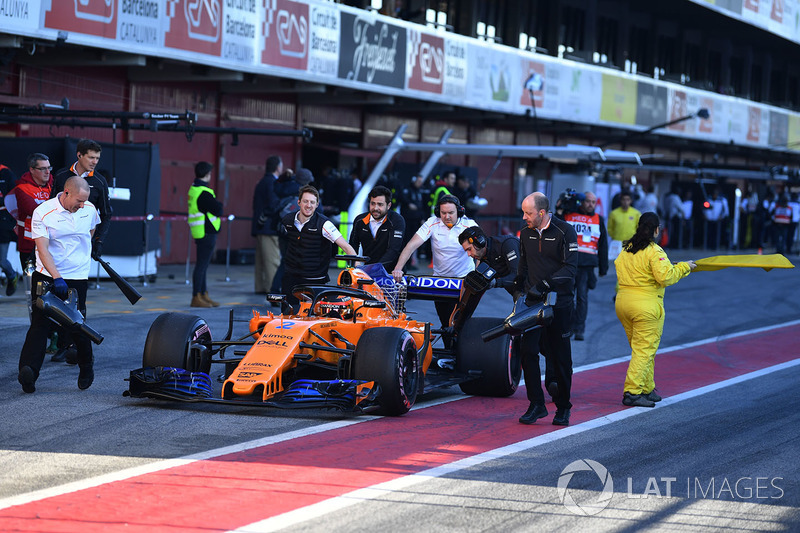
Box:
[119,0,161,46]
[258,339,289,348]
[237,371,261,378]
[275,320,295,329]
[242,362,273,367]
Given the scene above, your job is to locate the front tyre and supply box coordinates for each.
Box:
[142,313,212,373]
[456,316,521,397]
[353,327,419,416]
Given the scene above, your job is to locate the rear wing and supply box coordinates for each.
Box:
[359,263,462,302]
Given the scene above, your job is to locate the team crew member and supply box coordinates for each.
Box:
[253,155,283,295]
[393,195,477,326]
[18,177,101,393]
[615,212,696,407]
[0,162,17,295]
[515,192,578,426]
[279,185,356,310]
[8,154,53,269]
[52,139,111,261]
[187,161,224,308]
[458,226,519,296]
[563,191,608,340]
[348,185,406,272]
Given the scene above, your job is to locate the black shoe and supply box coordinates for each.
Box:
[78,365,94,390]
[546,381,559,399]
[574,332,584,341]
[553,408,571,426]
[51,348,69,362]
[645,389,662,402]
[18,366,35,393]
[6,274,18,296]
[519,403,548,425]
[622,392,656,408]
[64,346,78,365]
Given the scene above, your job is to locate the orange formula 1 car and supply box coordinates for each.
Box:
[125,256,555,415]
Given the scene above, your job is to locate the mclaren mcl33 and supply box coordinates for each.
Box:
[125,257,555,416]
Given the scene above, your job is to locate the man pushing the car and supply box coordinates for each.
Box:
[279,184,356,311]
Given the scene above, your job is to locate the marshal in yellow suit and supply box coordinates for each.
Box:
[615,242,693,397]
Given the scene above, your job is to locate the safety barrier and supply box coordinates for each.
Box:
[96,214,242,287]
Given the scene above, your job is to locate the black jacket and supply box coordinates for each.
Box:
[516,216,578,308]
[53,166,112,245]
[279,211,334,280]
[252,172,280,237]
[481,235,520,295]
[348,210,406,271]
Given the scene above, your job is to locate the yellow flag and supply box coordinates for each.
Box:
[694,254,794,272]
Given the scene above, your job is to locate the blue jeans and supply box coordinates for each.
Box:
[0,241,15,280]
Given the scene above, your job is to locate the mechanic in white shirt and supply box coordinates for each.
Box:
[392,194,477,326]
[18,176,100,394]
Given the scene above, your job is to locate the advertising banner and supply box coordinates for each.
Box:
[307,2,339,77]
[559,65,602,123]
[635,82,668,128]
[600,74,637,125]
[4,0,40,32]
[44,0,118,39]
[118,0,162,47]
[261,0,307,70]
[338,11,406,89]
[442,37,467,100]
[406,28,444,94]
[164,0,222,56]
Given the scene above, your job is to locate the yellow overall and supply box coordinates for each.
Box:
[614,243,691,394]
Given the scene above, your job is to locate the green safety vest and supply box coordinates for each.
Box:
[187,184,221,239]
[430,185,450,215]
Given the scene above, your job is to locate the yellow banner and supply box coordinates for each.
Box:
[694,254,794,272]
[601,75,637,125]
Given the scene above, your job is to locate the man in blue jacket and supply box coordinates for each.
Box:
[252,155,282,295]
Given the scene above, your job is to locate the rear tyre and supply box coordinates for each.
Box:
[142,313,212,373]
[456,316,520,397]
[353,327,419,416]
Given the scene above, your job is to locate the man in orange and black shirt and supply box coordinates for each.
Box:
[52,139,112,261]
[563,191,608,341]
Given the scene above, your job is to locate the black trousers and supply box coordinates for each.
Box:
[520,304,573,410]
[193,232,217,296]
[19,271,92,378]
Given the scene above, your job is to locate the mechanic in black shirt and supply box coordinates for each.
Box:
[279,185,356,310]
[52,139,112,262]
[348,185,406,272]
[514,192,578,427]
[458,226,519,296]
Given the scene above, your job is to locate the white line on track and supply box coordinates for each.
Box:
[1,319,798,514]
[233,357,800,533]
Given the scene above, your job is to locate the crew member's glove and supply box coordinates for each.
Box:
[525,279,550,306]
[91,240,103,261]
[52,277,69,300]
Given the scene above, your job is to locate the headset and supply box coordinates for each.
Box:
[434,194,466,218]
[458,226,487,249]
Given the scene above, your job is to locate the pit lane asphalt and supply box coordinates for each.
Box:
[1,250,799,531]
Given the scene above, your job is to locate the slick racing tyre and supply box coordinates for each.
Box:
[456,316,521,397]
[142,313,212,373]
[353,327,419,416]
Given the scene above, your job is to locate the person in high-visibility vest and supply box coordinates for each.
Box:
[187,161,223,308]
[563,191,608,341]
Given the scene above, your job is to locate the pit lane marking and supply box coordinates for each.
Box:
[0,320,797,515]
[232,357,800,533]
